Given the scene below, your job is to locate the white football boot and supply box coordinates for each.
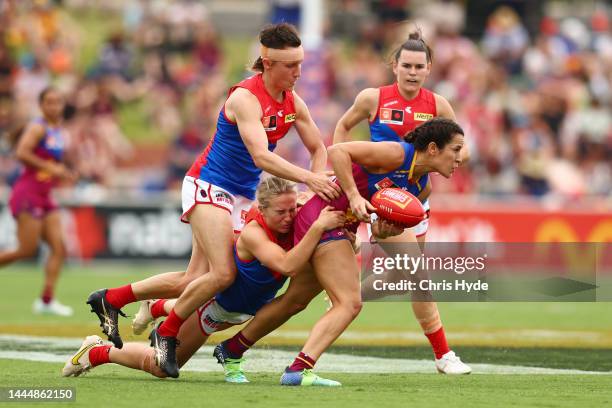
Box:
[62,335,104,377]
[132,300,156,335]
[435,351,472,374]
[33,299,73,316]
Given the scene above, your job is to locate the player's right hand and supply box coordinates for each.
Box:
[349,194,376,223]
[371,218,405,239]
[314,206,346,231]
[305,172,341,202]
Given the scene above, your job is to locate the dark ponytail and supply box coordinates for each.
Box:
[404,118,463,151]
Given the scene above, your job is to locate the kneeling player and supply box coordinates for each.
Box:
[62,177,345,382]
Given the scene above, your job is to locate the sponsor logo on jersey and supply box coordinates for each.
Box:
[383,100,398,107]
[200,189,208,199]
[284,113,296,123]
[405,106,412,113]
[277,110,283,117]
[374,177,399,190]
[262,115,277,131]
[379,108,404,124]
[344,209,358,224]
[414,112,434,121]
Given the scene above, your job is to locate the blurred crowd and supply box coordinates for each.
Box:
[0,0,610,199]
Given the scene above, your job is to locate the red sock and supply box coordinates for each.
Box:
[105,285,136,309]
[157,310,185,337]
[150,300,168,319]
[288,352,316,371]
[89,345,112,367]
[425,327,450,359]
[225,332,253,359]
[41,286,53,304]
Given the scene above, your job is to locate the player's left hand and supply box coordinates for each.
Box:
[305,171,341,202]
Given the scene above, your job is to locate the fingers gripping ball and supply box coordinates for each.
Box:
[370,188,425,228]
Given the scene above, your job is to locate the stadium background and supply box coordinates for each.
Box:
[0,0,611,406]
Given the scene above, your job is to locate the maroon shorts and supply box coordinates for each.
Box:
[293,194,358,246]
[9,180,57,219]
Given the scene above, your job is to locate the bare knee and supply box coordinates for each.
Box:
[283,293,317,315]
[49,243,66,259]
[337,299,362,320]
[211,268,236,291]
[15,245,38,260]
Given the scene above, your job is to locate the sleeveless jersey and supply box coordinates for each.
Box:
[369,84,437,142]
[187,74,297,200]
[215,208,292,315]
[15,118,65,192]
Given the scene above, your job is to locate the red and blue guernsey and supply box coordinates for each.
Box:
[369,84,437,142]
[215,209,292,315]
[294,142,427,244]
[15,118,65,192]
[187,73,297,200]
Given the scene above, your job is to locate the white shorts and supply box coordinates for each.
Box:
[368,199,430,238]
[196,299,252,336]
[181,176,253,233]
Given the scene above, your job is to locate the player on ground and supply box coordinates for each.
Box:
[63,177,345,382]
[0,87,75,316]
[240,118,462,386]
[85,23,340,377]
[331,30,471,374]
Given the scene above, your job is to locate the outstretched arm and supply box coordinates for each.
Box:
[228,89,339,201]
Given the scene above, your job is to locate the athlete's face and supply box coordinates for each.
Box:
[428,133,464,178]
[40,90,64,121]
[261,192,298,234]
[393,50,431,95]
[266,57,302,90]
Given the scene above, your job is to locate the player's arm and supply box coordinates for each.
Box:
[292,93,327,174]
[333,88,378,144]
[15,123,73,180]
[327,141,404,222]
[228,89,339,201]
[239,207,345,277]
[435,93,470,164]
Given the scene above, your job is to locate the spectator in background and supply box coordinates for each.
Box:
[482,6,529,75]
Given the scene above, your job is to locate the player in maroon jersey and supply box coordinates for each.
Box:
[332,30,471,374]
[0,87,76,316]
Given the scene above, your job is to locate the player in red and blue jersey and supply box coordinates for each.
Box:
[85,23,340,378]
[63,177,345,384]
[0,87,76,316]
[329,30,472,374]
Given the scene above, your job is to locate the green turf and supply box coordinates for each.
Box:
[1,359,611,408]
[2,264,612,336]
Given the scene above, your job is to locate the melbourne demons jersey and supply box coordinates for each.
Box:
[215,209,292,315]
[16,118,65,191]
[369,84,437,142]
[187,74,297,200]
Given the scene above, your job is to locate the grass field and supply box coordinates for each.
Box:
[1,263,611,407]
